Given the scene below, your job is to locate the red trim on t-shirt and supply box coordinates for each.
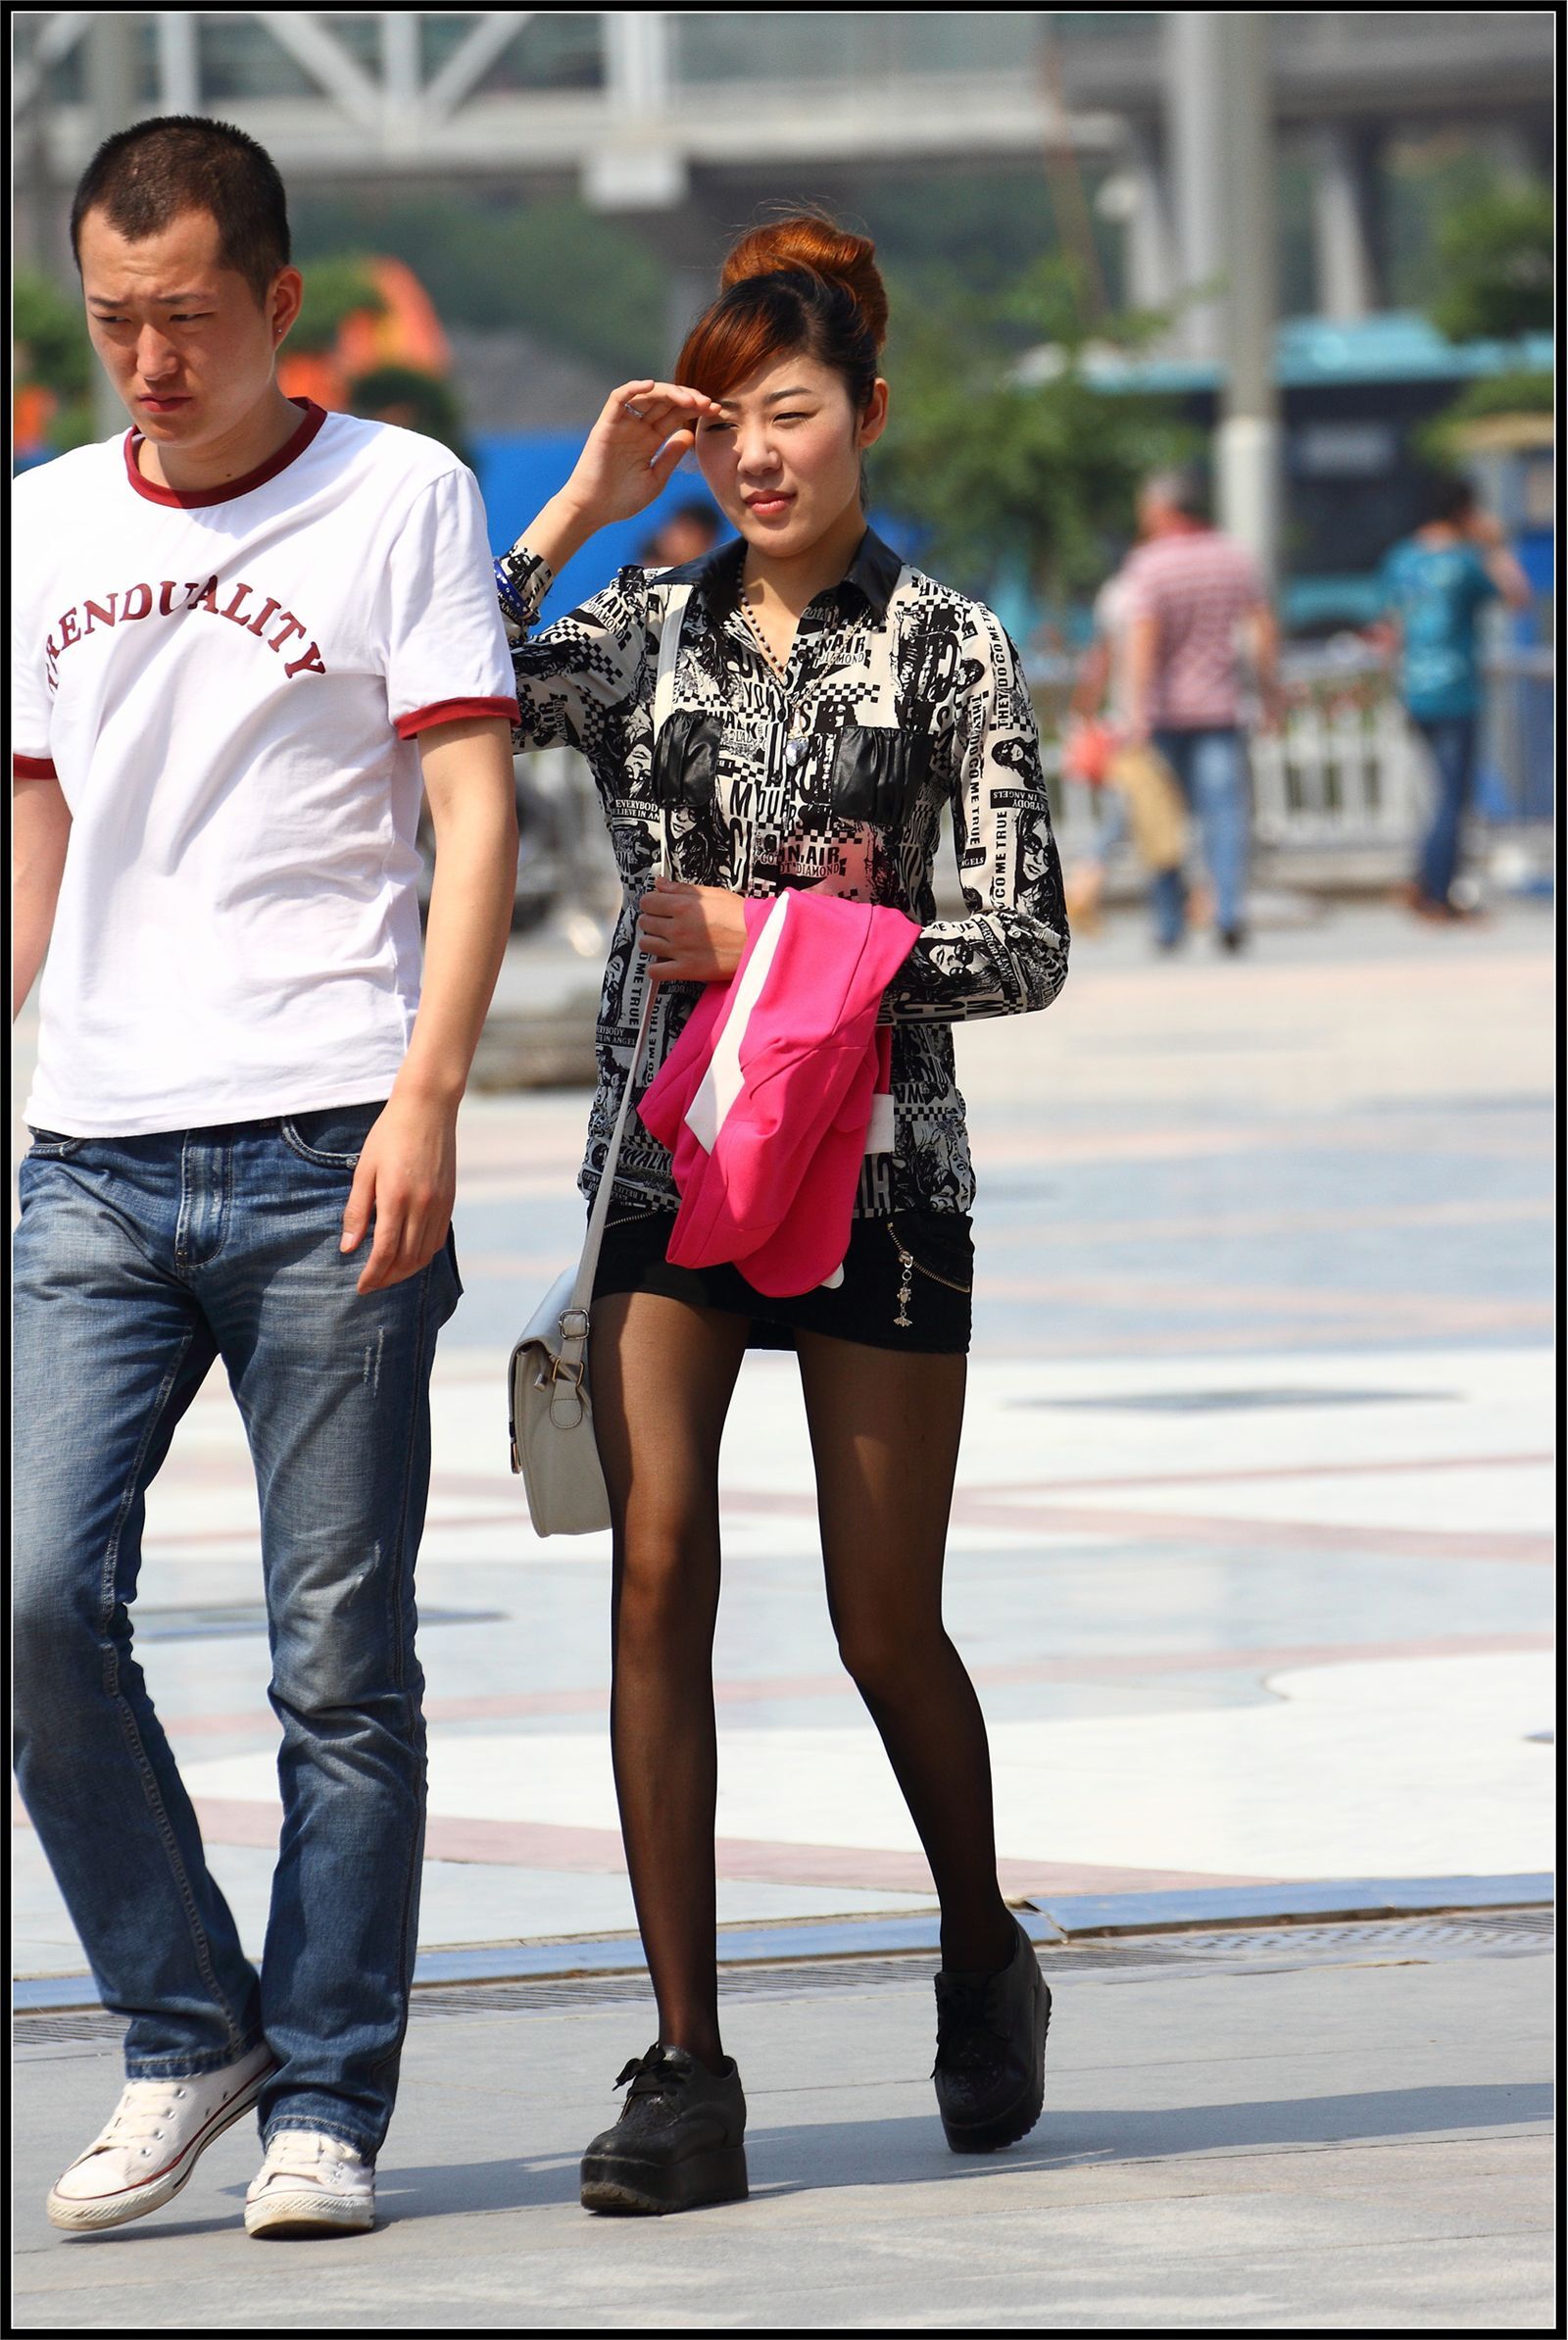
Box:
[395,696,520,741]
[14,754,58,780]
[122,399,328,508]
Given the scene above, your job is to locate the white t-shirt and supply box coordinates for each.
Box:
[13,401,517,1136]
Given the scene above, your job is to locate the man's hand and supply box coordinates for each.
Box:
[1256,686,1289,737]
[340,1092,458,1295]
[340,711,514,1298]
[637,877,749,982]
[1465,510,1536,611]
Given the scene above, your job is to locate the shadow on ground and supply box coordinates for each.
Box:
[106,2080,1546,2235]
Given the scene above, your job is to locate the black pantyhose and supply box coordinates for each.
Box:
[591,1293,1017,2068]
[795,1327,1017,1980]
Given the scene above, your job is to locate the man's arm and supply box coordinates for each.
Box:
[1245,599,1285,730]
[1468,512,1535,612]
[341,717,518,1295]
[1124,610,1158,742]
[13,774,72,1018]
[1069,634,1112,723]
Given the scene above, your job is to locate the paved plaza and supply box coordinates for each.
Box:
[11,896,1556,2325]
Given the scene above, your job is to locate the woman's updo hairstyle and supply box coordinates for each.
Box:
[676,212,888,416]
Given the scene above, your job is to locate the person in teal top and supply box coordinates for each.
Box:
[1377,479,1532,919]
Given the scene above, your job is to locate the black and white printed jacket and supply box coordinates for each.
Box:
[496,526,1069,1219]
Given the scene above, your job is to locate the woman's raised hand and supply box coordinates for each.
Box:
[562,381,725,528]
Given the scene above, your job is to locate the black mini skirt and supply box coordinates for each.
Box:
[592,1202,974,1355]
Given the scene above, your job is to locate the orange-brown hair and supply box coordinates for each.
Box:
[676,213,888,413]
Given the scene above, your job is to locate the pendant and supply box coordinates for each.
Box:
[785,737,808,768]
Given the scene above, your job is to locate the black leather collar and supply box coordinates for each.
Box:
[654,526,904,622]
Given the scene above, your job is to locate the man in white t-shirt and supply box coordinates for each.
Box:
[12,118,519,2239]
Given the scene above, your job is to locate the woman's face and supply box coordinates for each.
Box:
[694,351,888,561]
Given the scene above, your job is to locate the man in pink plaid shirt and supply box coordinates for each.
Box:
[1122,470,1282,953]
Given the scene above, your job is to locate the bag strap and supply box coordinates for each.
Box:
[567,972,659,1320]
[652,579,692,890]
[561,578,693,1334]
[652,580,693,740]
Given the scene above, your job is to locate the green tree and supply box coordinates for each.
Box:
[14,268,98,454]
[1415,368,1554,473]
[292,253,386,355]
[873,258,1196,605]
[15,269,92,398]
[1427,180,1553,343]
[291,195,665,373]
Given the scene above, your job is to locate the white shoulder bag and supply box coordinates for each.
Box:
[507,584,693,1535]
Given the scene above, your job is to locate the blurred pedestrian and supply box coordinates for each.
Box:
[639,494,728,569]
[1122,469,1282,954]
[1376,477,1533,922]
[14,117,518,2240]
[1061,571,1136,933]
[1063,562,1190,934]
[497,212,1065,2216]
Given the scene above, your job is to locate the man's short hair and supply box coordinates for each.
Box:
[1143,467,1210,523]
[71,115,289,305]
[1425,473,1477,527]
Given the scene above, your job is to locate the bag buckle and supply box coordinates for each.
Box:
[558,1307,590,1342]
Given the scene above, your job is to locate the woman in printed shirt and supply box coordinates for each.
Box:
[497,217,1069,2216]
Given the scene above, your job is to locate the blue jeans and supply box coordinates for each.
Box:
[12,1104,461,2160]
[1150,726,1251,946]
[1411,713,1479,906]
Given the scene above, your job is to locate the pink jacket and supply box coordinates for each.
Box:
[638,891,921,1296]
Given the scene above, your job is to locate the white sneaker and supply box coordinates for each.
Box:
[244,2129,376,2237]
[47,2042,275,2232]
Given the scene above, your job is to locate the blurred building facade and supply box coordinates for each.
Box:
[12,12,1553,881]
[14,12,1554,320]
[14,15,1553,614]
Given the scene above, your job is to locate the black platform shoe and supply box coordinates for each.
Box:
[580,2044,748,2215]
[933,1917,1052,2153]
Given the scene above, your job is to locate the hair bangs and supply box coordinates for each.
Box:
[676,281,813,405]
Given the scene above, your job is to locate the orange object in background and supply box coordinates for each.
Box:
[275,348,348,410]
[1062,719,1117,787]
[14,380,57,459]
[340,259,451,378]
[277,258,453,413]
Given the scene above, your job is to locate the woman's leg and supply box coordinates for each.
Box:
[591,1290,750,2067]
[795,1331,1016,1975]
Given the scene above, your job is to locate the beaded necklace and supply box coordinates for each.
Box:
[737,582,792,681]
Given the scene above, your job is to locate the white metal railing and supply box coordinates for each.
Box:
[1034,646,1553,862]
[1032,672,1426,862]
[1250,701,1420,850]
